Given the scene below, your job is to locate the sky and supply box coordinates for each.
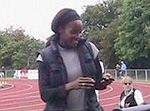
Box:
[0,0,102,42]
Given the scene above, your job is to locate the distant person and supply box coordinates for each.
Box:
[120,61,127,77]
[0,72,4,78]
[120,76,144,108]
[115,63,121,78]
[1,66,5,78]
[37,8,114,111]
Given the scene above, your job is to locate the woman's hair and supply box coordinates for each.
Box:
[51,8,81,33]
[45,36,55,47]
[46,8,81,47]
[121,76,133,84]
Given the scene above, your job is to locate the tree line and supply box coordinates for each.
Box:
[0,0,150,69]
[0,26,45,70]
[81,0,150,69]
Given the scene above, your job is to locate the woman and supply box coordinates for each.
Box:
[37,8,113,111]
[120,76,144,108]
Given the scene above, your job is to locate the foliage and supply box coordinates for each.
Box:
[114,0,150,68]
[0,26,45,69]
[81,0,124,68]
[81,0,150,68]
[1,0,150,69]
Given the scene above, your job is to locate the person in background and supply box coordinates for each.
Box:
[120,61,127,77]
[37,8,114,111]
[120,76,144,108]
[115,63,121,78]
[1,66,5,78]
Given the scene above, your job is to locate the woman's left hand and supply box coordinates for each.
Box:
[101,73,114,85]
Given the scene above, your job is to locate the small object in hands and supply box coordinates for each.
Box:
[82,83,86,86]
[102,77,114,82]
[81,83,91,89]
[103,73,114,81]
[101,73,114,85]
[103,73,113,78]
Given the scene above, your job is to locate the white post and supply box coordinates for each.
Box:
[135,70,138,80]
[145,70,148,81]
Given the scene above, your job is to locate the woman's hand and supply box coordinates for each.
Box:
[101,73,114,85]
[65,77,95,91]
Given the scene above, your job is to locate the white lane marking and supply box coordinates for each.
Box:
[100,84,121,101]
[0,95,40,102]
[0,99,43,107]
[0,103,45,111]
[28,109,44,111]
[101,95,120,101]
[0,91,39,99]
[136,84,150,99]
[103,102,118,107]
[0,84,14,91]
[0,83,33,96]
[100,86,114,95]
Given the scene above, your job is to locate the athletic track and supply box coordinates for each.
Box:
[0,79,150,111]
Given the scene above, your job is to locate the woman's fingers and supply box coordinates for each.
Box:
[79,77,95,82]
[80,82,95,87]
[79,77,95,87]
[66,77,96,90]
[103,73,114,80]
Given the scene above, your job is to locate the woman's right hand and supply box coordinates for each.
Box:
[65,77,95,91]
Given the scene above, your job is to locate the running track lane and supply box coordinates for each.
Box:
[0,79,150,111]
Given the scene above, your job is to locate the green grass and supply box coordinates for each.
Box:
[114,78,150,83]
[134,80,150,83]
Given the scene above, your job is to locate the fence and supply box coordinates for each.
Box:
[0,70,15,78]
[0,69,150,81]
[0,69,38,79]
[105,69,150,81]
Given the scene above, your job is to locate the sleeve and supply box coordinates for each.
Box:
[89,42,105,73]
[89,42,99,59]
[99,61,105,74]
[89,42,107,90]
[134,90,144,105]
[93,56,107,90]
[37,58,68,103]
[36,54,43,62]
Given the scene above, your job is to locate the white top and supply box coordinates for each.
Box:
[120,89,144,108]
[134,90,144,105]
[99,61,105,73]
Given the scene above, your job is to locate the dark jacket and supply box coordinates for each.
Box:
[120,88,137,108]
[37,39,106,111]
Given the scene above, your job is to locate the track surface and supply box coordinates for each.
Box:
[0,79,150,111]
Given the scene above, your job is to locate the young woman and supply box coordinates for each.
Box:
[37,8,113,111]
[120,76,144,108]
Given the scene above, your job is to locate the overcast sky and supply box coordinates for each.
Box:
[0,0,102,41]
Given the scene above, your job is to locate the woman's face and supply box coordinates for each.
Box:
[59,20,83,48]
[122,80,133,92]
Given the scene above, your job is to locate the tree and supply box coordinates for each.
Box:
[114,0,150,68]
[0,26,45,69]
[81,0,124,68]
